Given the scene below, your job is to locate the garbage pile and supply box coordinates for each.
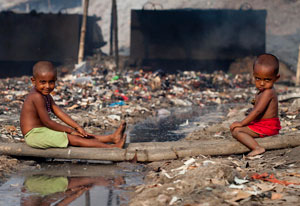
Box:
[0,63,300,142]
[130,146,300,205]
[0,66,253,140]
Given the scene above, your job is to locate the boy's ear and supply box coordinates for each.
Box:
[31,77,36,85]
[276,74,280,81]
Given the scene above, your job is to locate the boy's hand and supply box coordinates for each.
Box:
[70,130,84,137]
[75,126,88,137]
[86,133,96,138]
[230,121,243,131]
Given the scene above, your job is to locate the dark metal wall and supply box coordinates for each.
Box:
[130,9,266,72]
[0,12,80,62]
[0,12,104,78]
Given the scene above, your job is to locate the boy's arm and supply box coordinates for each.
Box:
[32,93,75,134]
[50,97,87,136]
[240,89,274,126]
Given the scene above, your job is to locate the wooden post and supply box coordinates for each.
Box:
[26,3,30,12]
[47,0,52,12]
[78,0,89,64]
[85,190,91,206]
[296,45,300,86]
[112,0,119,70]
[107,190,113,206]
[109,0,114,56]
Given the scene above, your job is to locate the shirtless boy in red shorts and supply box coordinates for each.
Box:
[20,61,126,149]
[230,54,281,157]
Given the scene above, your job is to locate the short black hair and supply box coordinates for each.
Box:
[253,53,279,75]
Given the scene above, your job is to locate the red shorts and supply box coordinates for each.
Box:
[248,118,281,138]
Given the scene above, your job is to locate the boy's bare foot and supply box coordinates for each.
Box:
[115,133,127,148]
[112,121,127,143]
[247,146,265,157]
[89,121,126,143]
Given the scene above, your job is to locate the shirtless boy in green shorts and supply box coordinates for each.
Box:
[20,61,126,149]
[230,54,281,157]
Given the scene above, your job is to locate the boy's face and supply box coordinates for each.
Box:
[253,64,280,92]
[31,71,57,96]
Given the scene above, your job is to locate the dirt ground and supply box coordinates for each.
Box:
[1,58,300,205]
[2,87,300,205]
[1,1,300,204]
[128,99,300,205]
[129,146,300,206]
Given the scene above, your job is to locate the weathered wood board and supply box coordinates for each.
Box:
[0,132,299,162]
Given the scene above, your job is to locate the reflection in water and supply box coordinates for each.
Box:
[0,163,145,206]
[129,105,231,142]
[21,175,125,206]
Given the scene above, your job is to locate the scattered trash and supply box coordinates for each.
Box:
[229,184,245,189]
[1,55,300,206]
[203,160,215,166]
[109,101,126,107]
[252,173,300,186]
[271,192,283,200]
[107,115,121,121]
[234,176,249,184]
[171,158,196,175]
[169,196,179,205]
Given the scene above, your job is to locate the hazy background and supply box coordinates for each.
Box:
[0,0,299,71]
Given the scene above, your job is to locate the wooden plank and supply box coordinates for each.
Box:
[1,132,300,162]
[296,45,300,86]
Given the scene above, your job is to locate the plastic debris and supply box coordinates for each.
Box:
[169,196,179,205]
[234,176,249,184]
[252,173,300,186]
[109,101,126,107]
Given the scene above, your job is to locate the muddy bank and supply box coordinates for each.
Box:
[0,155,36,185]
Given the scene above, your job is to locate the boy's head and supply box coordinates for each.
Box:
[31,61,57,95]
[253,53,280,91]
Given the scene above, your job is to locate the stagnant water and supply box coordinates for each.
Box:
[128,105,231,142]
[0,162,145,206]
[0,105,233,205]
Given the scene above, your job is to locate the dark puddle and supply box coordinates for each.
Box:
[128,105,233,142]
[0,162,145,206]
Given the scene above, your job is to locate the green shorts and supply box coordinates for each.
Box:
[25,127,69,149]
[24,175,68,196]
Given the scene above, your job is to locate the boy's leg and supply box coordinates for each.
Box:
[67,133,126,148]
[90,121,126,143]
[231,126,265,156]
